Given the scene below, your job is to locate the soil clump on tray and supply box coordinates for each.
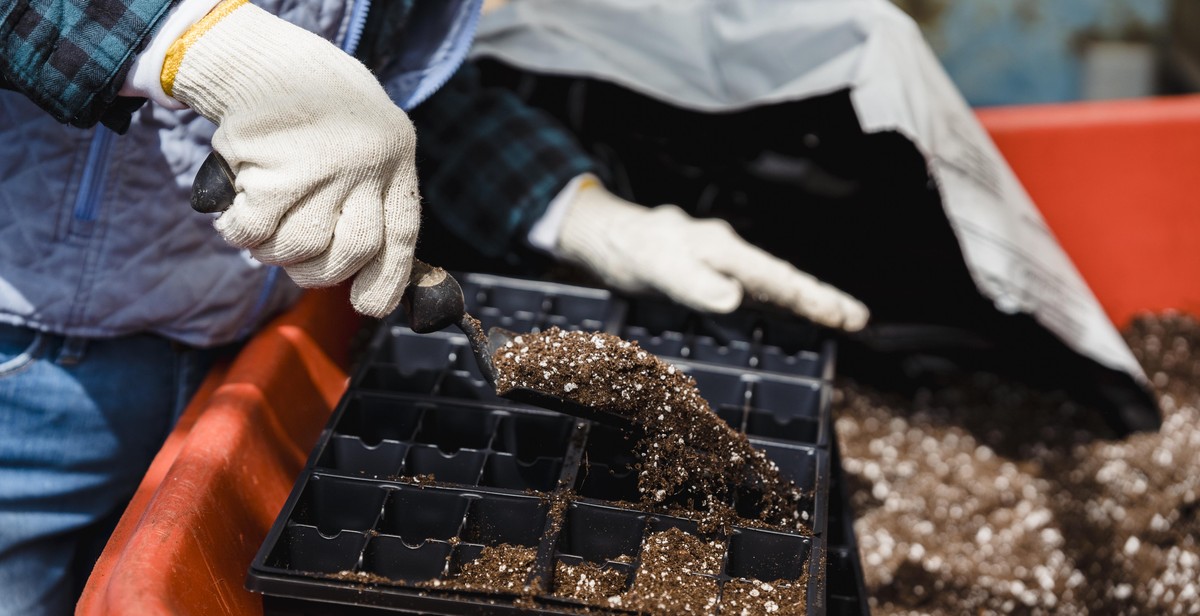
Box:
[492,327,806,533]
[549,527,806,614]
[721,579,808,616]
[552,560,629,606]
[424,544,538,594]
[621,527,723,613]
[836,313,1200,614]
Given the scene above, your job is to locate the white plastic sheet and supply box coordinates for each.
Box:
[472,0,1145,382]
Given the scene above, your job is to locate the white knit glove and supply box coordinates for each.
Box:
[557,183,870,331]
[163,0,420,318]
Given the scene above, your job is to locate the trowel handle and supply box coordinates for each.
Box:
[190,153,465,331]
[192,151,237,214]
[403,261,466,333]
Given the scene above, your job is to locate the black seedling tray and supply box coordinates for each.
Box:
[250,274,837,615]
[352,327,832,449]
[824,439,871,615]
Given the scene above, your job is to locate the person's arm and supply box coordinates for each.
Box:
[552,181,870,330]
[156,0,423,317]
[4,0,428,318]
[413,62,868,330]
[118,0,221,109]
[409,61,599,258]
[0,0,180,130]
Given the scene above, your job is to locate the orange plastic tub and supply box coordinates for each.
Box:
[977,94,1200,327]
[76,95,1200,615]
[77,287,361,616]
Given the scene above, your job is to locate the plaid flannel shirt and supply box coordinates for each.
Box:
[410,61,597,258]
[0,0,175,130]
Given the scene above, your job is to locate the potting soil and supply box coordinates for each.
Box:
[426,544,539,594]
[549,527,806,614]
[837,313,1200,614]
[492,327,806,532]
[552,560,628,606]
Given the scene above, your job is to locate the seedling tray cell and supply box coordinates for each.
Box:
[690,335,755,366]
[726,527,812,582]
[618,296,833,381]
[760,345,825,378]
[739,439,829,536]
[316,434,408,478]
[453,273,616,334]
[251,273,839,615]
[289,474,388,534]
[333,394,424,443]
[679,362,832,448]
[479,452,562,492]
[267,524,367,575]
[459,493,549,548]
[556,503,647,563]
[363,536,454,583]
[378,487,472,543]
[404,446,486,485]
[492,413,575,460]
[623,326,687,358]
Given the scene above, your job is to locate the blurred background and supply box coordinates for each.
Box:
[890,0,1197,106]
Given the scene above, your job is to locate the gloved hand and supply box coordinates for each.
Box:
[162,0,420,318]
[556,182,870,331]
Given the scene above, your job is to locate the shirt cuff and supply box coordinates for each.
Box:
[119,0,224,109]
[526,173,600,256]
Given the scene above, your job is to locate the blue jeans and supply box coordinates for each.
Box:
[0,324,229,616]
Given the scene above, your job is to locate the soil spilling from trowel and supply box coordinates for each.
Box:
[493,327,806,533]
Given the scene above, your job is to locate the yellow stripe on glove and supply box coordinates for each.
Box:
[161,0,250,97]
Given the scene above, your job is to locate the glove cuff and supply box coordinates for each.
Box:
[167,1,368,125]
[556,182,643,272]
[160,0,247,100]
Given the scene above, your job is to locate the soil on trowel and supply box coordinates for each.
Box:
[493,328,806,533]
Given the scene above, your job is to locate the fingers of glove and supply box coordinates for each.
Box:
[835,294,871,332]
[348,187,422,318]
[271,188,385,287]
[213,190,280,249]
[248,185,350,266]
[211,162,316,250]
[645,255,744,314]
[350,248,413,319]
[697,220,870,330]
[588,204,739,311]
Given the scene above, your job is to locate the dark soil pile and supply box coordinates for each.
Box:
[837,313,1200,614]
[493,328,805,531]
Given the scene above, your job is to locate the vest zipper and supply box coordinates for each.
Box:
[341,0,371,53]
[403,0,482,109]
[427,0,482,94]
[73,127,116,222]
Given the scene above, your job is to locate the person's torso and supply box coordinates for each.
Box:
[0,0,479,346]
